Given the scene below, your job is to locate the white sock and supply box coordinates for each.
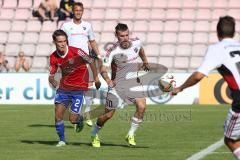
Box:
[128,117,143,136]
[233,148,240,159]
[91,123,102,136]
[85,96,93,113]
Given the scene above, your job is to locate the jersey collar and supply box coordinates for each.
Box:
[57,46,68,58]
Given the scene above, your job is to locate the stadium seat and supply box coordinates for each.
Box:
[8,32,23,44]
[146,56,158,63]
[176,44,192,56]
[0,44,5,52]
[228,0,240,9]
[90,9,105,20]
[0,32,8,44]
[14,9,31,20]
[193,33,208,44]
[91,21,102,32]
[5,56,15,69]
[0,20,11,32]
[146,33,161,44]
[120,9,135,20]
[138,0,152,8]
[160,44,175,56]
[41,21,57,32]
[11,21,26,32]
[145,44,160,56]
[182,0,197,8]
[213,0,228,8]
[181,9,196,20]
[194,21,210,32]
[5,44,20,56]
[94,32,101,43]
[26,20,42,32]
[108,0,122,8]
[79,0,92,8]
[18,0,32,8]
[102,20,117,32]
[158,57,173,69]
[135,9,150,20]
[133,21,148,32]
[190,57,204,69]
[192,44,207,56]
[122,0,137,8]
[82,8,91,20]
[100,32,116,43]
[38,32,53,43]
[164,21,179,32]
[179,21,194,32]
[210,20,218,32]
[162,32,177,44]
[31,57,48,70]
[196,9,212,20]
[148,21,164,32]
[227,9,239,20]
[174,57,189,69]
[120,20,133,30]
[20,44,35,57]
[152,0,167,8]
[2,0,17,8]
[105,9,120,20]
[35,44,52,56]
[197,0,213,9]
[133,32,146,44]
[166,9,180,20]
[23,32,39,44]
[150,9,166,20]
[208,32,218,44]
[168,0,182,9]
[212,9,227,20]
[0,9,15,20]
[92,0,107,8]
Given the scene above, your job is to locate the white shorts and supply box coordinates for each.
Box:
[224,108,240,140]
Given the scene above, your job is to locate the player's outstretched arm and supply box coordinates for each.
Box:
[139,47,150,71]
[89,61,101,90]
[100,65,115,88]
[172,71,205,95]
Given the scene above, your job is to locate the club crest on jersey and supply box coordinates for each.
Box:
[83,26,86,30]
[69,58,74,64]
[134,48,138,53]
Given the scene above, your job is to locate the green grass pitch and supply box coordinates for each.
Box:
[0,104,236,160]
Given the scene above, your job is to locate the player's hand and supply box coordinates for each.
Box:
[106,79,115,88]
[50,80,59,89]
[171,87,183,96]
[141,62,150,71]
[95,80,101,90]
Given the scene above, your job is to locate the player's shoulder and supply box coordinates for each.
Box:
[106,42,119,57]
[130,37,141,46]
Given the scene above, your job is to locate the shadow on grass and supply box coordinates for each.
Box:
[28,124,73,129]
[20,140,149,148]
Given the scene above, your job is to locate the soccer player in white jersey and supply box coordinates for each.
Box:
[61,2,102,127]
[172,16,240,159]
[90,23,150,147]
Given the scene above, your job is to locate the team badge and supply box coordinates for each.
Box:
[134,48,138,53]
[83,27,86,30]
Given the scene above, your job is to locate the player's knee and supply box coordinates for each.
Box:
[69,116,78,124]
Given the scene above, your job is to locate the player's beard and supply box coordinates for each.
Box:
[120,41,131,49]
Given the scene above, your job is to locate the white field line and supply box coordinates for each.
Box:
[186,138,224,160]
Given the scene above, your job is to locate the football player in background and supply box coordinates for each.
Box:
[49,29,100,147]
[90,23,150,147]
[61,2,102,127]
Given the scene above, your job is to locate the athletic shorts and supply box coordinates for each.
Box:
[54,89,84,114]
[224,108,240,140]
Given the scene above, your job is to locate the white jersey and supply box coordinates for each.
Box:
[104,38,142,82]
[61,20,95,54]
[198,38,240,111]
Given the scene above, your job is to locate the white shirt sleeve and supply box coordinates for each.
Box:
[87,23,95,41]
[197,45,224,76]
[104,51,114,68]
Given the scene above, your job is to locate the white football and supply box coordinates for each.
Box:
[158,74,176,92]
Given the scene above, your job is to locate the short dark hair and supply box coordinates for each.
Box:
[217,15,235,38]
[72,2,84,10]
[52,29,68,41]
[115,23,128,33]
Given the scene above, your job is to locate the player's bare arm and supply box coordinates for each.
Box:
[89,40,103,68]
[89,60,101,90]
[48,75,59,88]
[172,71,205,95]
[100,65,115,88]
[138,47,150,71]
